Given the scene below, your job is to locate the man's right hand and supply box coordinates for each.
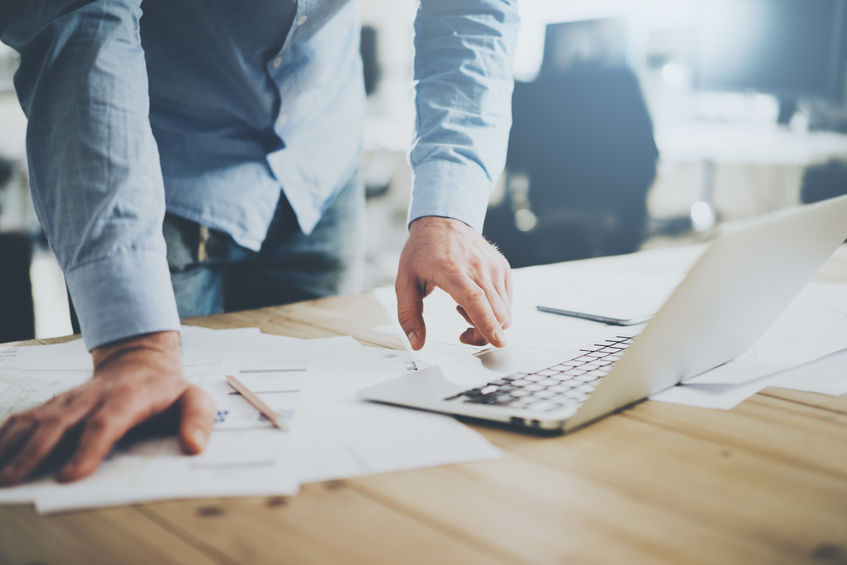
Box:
[0,331,214,486]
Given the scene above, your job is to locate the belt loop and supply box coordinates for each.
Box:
[198,225,210,262]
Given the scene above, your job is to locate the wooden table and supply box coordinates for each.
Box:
[2,247,846,565]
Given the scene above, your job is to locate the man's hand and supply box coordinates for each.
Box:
[396,216,512,350]
[0,331,214,486]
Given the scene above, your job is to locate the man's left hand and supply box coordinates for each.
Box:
[396,216,512,350]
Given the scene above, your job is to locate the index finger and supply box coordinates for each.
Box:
[441,273,505,347]
[57,398,140,482]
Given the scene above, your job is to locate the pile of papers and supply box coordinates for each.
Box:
[0,326,499,514]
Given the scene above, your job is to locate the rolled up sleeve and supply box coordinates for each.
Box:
[2,0,179,349]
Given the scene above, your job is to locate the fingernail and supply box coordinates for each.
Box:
[191,427,209,450]
[493,329,505,345]
[406,331,419,347]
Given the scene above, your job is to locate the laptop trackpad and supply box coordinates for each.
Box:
[473,347,565,374]
[359,347,567,405]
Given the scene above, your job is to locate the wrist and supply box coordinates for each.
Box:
[409,216,470,235]
[91,330,181,371]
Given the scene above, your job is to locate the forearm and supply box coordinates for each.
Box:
[409,0,520,231]
[3,0,180,349]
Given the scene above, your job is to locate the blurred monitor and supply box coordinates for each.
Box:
[540,18,628,76]
[694,0,847,124]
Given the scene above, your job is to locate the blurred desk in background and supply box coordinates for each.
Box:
[650,122,847,228]
[657,122,847,167]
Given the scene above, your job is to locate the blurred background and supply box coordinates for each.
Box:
[1,0,846,341]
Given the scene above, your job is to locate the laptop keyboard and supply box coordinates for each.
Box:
[446,336,634,413]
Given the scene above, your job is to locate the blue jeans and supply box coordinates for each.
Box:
[163,172,365,318]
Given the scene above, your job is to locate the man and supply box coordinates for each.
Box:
[0,0,518,485]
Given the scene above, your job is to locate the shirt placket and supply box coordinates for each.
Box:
[267,1,312,131]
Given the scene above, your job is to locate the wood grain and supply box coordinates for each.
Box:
[0,245,845,564]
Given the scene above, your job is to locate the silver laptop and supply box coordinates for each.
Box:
[359,194,847,433]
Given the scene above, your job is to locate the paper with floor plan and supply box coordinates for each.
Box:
[0,326,304,511]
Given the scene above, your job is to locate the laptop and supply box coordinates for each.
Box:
[359,194,847,433]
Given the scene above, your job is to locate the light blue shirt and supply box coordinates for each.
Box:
[0,0,519,350]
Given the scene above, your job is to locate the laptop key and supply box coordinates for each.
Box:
[527,401,560,412]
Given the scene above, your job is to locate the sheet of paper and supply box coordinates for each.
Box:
[373,283,633,366]
[287,337,501,484]
[35,431,300,513]
[651,282,847,409]
[649,364,781,410]
[533,273,684,322]
[0,339,91,424]
[768,349,847,396]
[0,326,306,512]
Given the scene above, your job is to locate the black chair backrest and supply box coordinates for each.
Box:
[508,63,657,215]
[485,61,658,267]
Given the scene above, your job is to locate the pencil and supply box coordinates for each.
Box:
[225,374,288,431]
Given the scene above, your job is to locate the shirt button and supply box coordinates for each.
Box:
[297,14,308,26]
[272,56,282,68]
[279,113,288,125]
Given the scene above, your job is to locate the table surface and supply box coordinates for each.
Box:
[1,246,846,565]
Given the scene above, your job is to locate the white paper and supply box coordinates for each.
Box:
[651,282,847,409]
[769,349,847,396]
[0,327,306,512]
[534,273,683,322]
[1,326,501,513]
[0,339,92,423]
[287,338,500,484]
[35,431,300,513]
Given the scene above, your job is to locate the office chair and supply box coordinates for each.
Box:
[0,158,36,341]
[485,62,658,268]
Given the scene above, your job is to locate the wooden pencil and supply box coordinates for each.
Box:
[225,374,288,431]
